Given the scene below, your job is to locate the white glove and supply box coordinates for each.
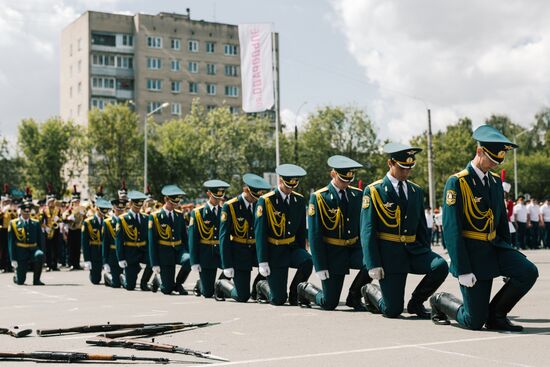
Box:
[11,260,17,269]
[191,264,202,273]
[459,273,477,287]
[53,216,60,222]
[103,264,111,273]
[45,227,51,234]
[118,260,128,268]
[152,266,161,274]
[368,267,385,280]
[259,262,271,277]
[68,214,75,221]
[316,270,330,280]
[223,268,235,278]
[83,261,92,271]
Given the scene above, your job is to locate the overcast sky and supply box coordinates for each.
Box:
[1,0,549,145]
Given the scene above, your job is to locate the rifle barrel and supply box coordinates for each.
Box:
[37,321,185,336]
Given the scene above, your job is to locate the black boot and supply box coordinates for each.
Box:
[193,279,202,297]
[408,267,447,319]
[140,267,153,291]
[33,262,44,286]
[175,267,190,295]
[430,292,462,325]
[486,283,525,332]
[289,262,312,306]
[297,282,320,307]
[361,284,383,314]
[250,273,265,301]
[256,280,271,304]
[104,272,113,287]
[149,274,161,293]
[346,269,371,311]
[215,279,234,301]
[119,273,127,289]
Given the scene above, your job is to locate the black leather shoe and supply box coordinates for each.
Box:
[33,280,45,286]
[346,292,367,311]
[407,299,430,319]
[486,317,523,332]
[193,279,202,297]
[175,284,188,295]
[214,280,226,301]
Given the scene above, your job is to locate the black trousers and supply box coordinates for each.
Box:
[67,229,81,268]
[0,228,11,271]
[516,222,527,249]
[45,231,60,269]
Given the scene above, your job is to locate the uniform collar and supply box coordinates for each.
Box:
[470,160,489,183]
[386,171,408,197]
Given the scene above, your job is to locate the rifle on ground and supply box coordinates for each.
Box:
[0,327,32,338]
[37,321,188,336]
[0,351,169,363]
[99,322,217,339]
[87,336,229,362]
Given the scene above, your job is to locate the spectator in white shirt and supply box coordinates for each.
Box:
[540,199,550,249]
[425,207,434,245]
[513,196,528,249]
[527,198,541,249]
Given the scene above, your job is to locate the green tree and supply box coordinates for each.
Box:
[87,104,143,196]
[18,117,83,196]
[297,106,382,194]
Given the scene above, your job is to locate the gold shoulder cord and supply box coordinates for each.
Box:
[316,192,343,237]
[10,221,26,242]
[153,213,173,240]
[265,197,285,237]
[195,209,214,240]
[229,203,249,239]
[458,177,494,232]
[119,216,138,241]
[86,220,100,242]
[105,218,116,239]
[369,184,401,231]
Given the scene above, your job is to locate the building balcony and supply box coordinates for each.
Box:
[91,44,134,54]
[91,66,134,78]
[91,87,116,97]
[116,90,134,99]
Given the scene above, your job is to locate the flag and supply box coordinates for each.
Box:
[238,23,274,113]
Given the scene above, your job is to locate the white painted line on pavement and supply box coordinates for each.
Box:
[414,344,533,367]
[207,331,550,366]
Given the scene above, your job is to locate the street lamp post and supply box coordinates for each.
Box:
[513,127,533,199]
[144,102,169,192]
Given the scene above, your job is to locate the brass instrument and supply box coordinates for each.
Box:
[63,205,86,230]
[42,204,62,240]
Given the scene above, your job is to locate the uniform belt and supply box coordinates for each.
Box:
[16,242,37,248]
[159,239,182,247]
[376,232,416,244]
[462,230,496,242]
[322,236,358,246]
[199,239,219,246]
[90,241,101,246]
[267,236,295,246]
[110,245,116,250]
[124,241,146,247]
[230,235,255,245]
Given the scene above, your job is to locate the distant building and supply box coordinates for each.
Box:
[60,10,278,196]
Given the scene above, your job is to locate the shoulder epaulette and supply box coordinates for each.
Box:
[408,180,421,188]
[489,171,500,178]
[226,197,238,205]
[291,191,304,198]
[261,191,275,199]
[314,187,329,195]
[193,205,205,213]
[30,218,40,223]
[84,216,94,223]
[174,209,183,214]
[369,179,383,187]
[454,169,469,178]
[348,185,362,191]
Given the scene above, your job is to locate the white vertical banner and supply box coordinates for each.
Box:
[238,23,274,113]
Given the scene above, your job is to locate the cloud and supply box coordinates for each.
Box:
[331,0,550,140]
[281,108,309,133]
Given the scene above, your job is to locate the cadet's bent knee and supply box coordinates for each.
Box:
[270,296,287,306]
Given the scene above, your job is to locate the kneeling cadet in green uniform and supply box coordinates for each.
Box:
[216,173,271,302]
[82,198,111,284]
[430,125,538,331]
[255,164,313,306]
[361,144,449,318]
[116,191,155,291]
[102,198,125,288]
[148,185,191,295]
[189,180,230,298]
[298,155,372,310]
[9,191,45,285]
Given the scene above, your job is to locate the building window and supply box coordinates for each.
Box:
[188,82,198,94]
[69,65,73,77]
[188,61,198,73]
[229,106,240,114]
[206,84,216,96]
[188,40,199,52]
[77,60,82,73]
[77,38,82,51]
[206,63,216,75]
[91,98,115,110]
[224,44,238,55]
[147,79,163,91]
[171,103,182,116]
[77,82,82,94]
[117,79,133,90]
[206,42,215,53]
[224,85,239,97]
[147,36,162,48]
[224,64,239,77]
[206,105,216,112]
[122,34,133,46]
[116,55,133,69]
[77,104,81,115]
[171,38,181,50]
[92,54,116,66]
[69,86,72,98]
[91,77,115,89]
[171,80,181,93]
[69,44,73,56]
[147,57,162,70]
[171,59,181,71]
[147,101,163,114]
[91,32,116,46]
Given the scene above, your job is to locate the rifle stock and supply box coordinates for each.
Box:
[0,351,169,363]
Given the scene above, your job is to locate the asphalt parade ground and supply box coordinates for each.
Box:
[0,248,549,366]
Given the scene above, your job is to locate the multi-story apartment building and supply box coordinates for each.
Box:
[60,10,278,197]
